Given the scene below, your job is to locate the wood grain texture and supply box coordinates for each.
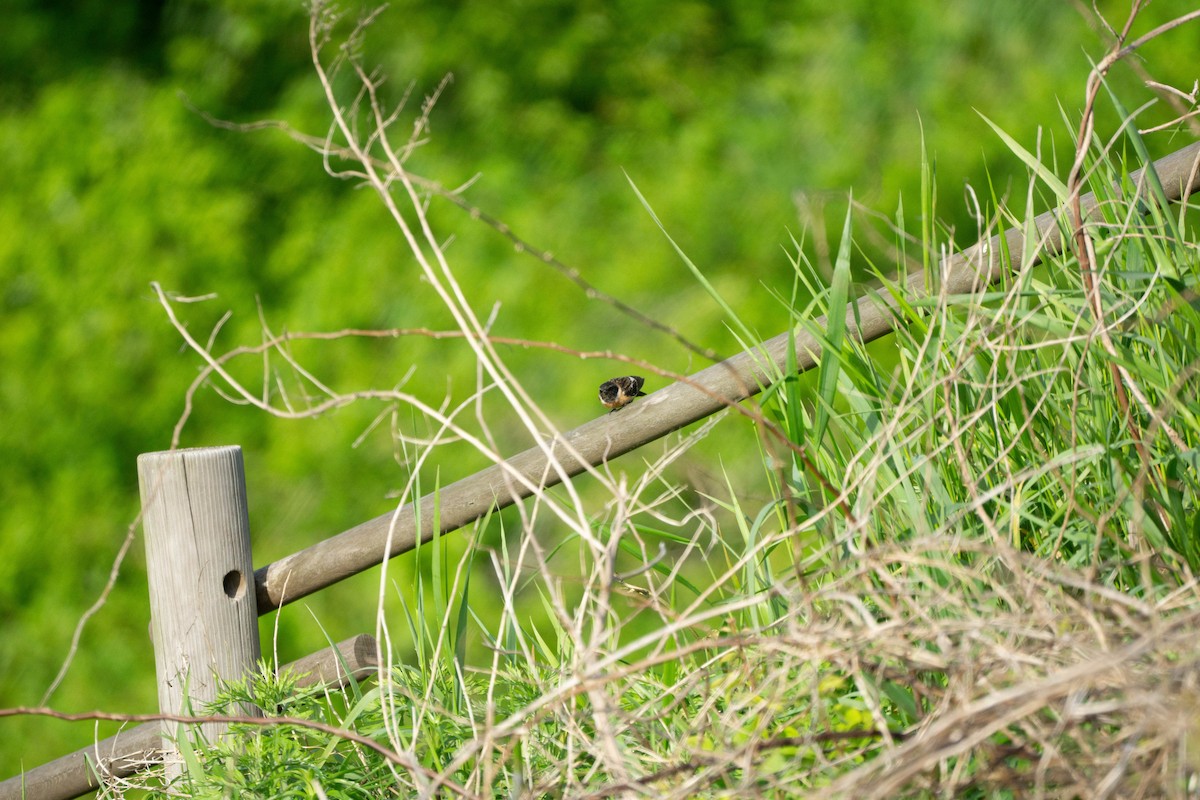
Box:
[137,446,261,775]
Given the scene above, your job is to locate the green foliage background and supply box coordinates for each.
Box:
[1,0,1196,775]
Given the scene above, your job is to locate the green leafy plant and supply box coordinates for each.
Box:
[98,5,1200,800]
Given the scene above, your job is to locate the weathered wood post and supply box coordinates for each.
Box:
[137,446,261,779]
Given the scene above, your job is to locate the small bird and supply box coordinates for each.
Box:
[599,375,647,412]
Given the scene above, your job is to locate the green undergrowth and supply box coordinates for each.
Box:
[123,94,1200,798]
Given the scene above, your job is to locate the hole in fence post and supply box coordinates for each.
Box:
[137,445,261,782]
[223,569,245,599]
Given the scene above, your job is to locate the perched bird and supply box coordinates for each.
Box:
[599,375,647,412]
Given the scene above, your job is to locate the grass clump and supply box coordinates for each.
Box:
[115,6,1200,799]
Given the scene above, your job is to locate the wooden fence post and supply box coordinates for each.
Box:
[137,446,261,779]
